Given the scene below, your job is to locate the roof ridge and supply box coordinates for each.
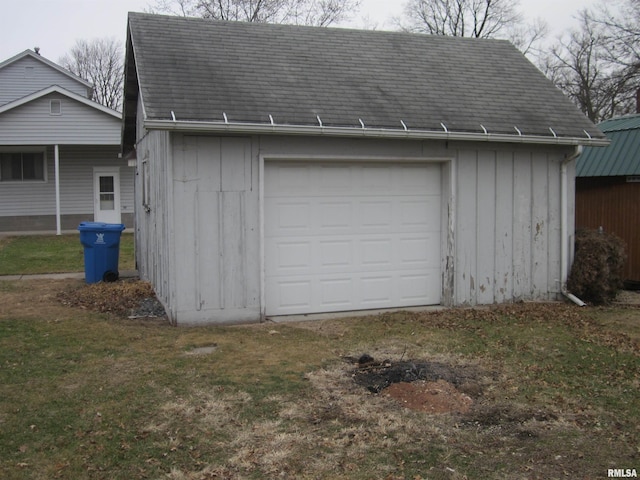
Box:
[127,11,511,45]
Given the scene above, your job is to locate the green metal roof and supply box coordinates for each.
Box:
[577,114,640,176]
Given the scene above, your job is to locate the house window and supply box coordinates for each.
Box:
[0,151,46,182]
[50,99,62,115]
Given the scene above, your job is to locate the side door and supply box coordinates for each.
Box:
[93,167,121,224]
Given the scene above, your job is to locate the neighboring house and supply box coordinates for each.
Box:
[0,49,134,233]
[122,13,608,325]
[576,114,640,282]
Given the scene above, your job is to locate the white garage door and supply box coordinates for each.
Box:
[265,161,442,316]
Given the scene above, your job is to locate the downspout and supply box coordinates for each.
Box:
[561,145,586,306]
[54,144,61,236]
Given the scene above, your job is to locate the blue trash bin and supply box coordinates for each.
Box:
[78,222,126,283]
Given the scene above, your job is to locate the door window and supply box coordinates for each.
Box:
[99,176,115,210]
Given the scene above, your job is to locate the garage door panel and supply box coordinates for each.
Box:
[268,235,438,274]
[399,274,434,301]
[362,165,393,189]
[320,278,354,307]
[360,276,393,304]
[265,161,442,315]
[319,201,353,229]
[319,240,353,267]
[271,280,313,311]
[400,200,432,226]
[360,201,393,227]
[361,239,393,266]
[264,199,312,235]
[275,241,312,269]
[399,165,441,192]
[319,165,353,193]
[265,164,313,195]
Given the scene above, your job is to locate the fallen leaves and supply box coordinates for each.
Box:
[56,280,159,318]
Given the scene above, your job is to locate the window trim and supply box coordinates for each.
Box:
[141,155,151,213]
[0,147,48,183]
[50,99,62,116]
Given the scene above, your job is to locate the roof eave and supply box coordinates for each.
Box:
[143,119,610,147]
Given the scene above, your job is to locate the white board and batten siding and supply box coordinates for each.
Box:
[136,133,573,325]
[150,134,261,325]
[0,93,120,145]
[135,131,173,313]
[453,148,566,306]
[0,54,90,107]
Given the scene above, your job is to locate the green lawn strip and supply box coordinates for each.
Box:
[0,233,134,275]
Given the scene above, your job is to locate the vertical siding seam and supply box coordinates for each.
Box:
[218,139,225,309]
[511,151,516,301]
[451,149,458,305]
[493,150,499,304]
[548,157,553,298]
[474,150,479,305]
[194,187,202,311]
[529,153,535,298]
[240,192,247,308]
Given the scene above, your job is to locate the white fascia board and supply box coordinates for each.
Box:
[0,85,121,119]
[143,119,611,147]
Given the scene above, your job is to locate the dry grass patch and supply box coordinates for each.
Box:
[1,279,639,479]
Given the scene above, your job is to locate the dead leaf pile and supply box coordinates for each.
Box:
[57,280,158,317]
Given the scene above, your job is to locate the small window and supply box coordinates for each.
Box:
[50,99,62,115]
[0,151,46,182]
[142,158,151,212]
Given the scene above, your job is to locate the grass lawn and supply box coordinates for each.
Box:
[0,233,134,275]
[0,279,638,479]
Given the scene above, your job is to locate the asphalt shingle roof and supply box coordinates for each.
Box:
[578,114,640,177]
[126,12,604,141]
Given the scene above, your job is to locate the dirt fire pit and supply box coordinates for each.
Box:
[350,354,484,414]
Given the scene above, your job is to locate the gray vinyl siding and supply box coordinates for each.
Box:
[0,145,134,220]
[0,93,120,145]
[136,132,574,325]
[0,55,90,106]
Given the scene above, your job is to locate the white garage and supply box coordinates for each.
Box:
[124,14,609,325]
[264,161,443,316]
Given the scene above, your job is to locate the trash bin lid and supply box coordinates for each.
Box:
[78,222,125,232]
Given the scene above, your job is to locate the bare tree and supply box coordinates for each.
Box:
[542,7,639,122]
[593,0,640,69]
[148,0,361,26]
[396,0,547,60]
[507,17,548,58]
[398,0,520,38]
[59,38,124,111]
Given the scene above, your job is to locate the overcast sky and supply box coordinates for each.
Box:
[0,0,600,64]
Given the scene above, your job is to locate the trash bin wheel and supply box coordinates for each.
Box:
[103,271,119,282]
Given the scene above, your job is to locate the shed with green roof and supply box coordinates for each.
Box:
[576,114,640,281]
